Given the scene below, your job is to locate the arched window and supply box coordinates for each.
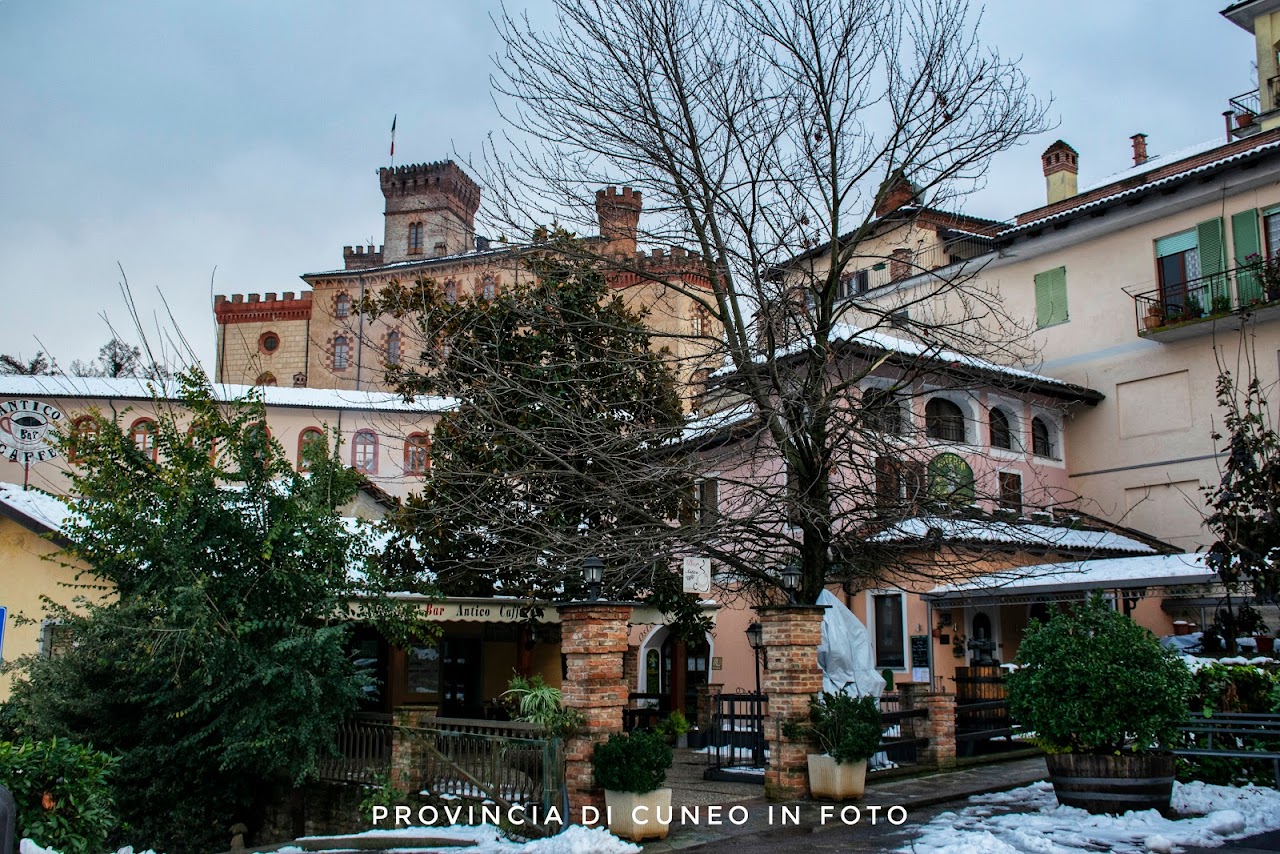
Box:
[130,418,158,461]
[444,280,459,304]
[925,397,966,443]
[333,336,349,371]
[352,429,377,474]
[245,421,272,461]
[989,407,1013,450]
[335,292,351,318]
[404,432,431,475]
[255,372,277,387]
[297,427,325,472]
[387,330,401,366]
[926,452,975,503]
[1031,417,1055,458]
[862,388,902,435]
[480,275,497,300]
[408,222,424,255]
[69,416,99,463]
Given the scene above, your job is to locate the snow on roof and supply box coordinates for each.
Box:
[0,482,73,533]
[304,242,520,278]
[1006,137,1280,235]
[0,375,456,414]
[873,516,1157,555]
[712,323,1095,395]
[1079,136,1229,193]
[925,553,1212,600]
[681,402,757,442]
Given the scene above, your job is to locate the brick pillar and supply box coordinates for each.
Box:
[915,692,957,770]
[695,682,722,733]
[622,645,640,696]
[758,605,827,800]
[390,706,436,792]
[559,602,633,819]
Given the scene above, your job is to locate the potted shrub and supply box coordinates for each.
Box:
[786,692,882,800]
[1006,595,1192,814]
[1143,304,1165,330]
[591,730,673,841]
[657,709,692,748]
[1211,294,1232,316]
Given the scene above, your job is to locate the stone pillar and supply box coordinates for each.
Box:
[559,602,633,820]
[758,605,827,800]
[916,692,957,770]
[695,682,723,733]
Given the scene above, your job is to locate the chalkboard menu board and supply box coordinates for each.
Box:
[909,634,930,669]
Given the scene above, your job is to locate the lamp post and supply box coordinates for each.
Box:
[781,564,802,605]
[745,621,766,767]
[582,556,604,602]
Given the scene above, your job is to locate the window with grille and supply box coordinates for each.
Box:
[1031,417,1055,458]
[925,398,966,442]
[989,407,1013,450]
[352,430,377,473]
[862,388,903,435]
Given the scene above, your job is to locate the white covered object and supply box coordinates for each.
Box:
[816,590,886,698]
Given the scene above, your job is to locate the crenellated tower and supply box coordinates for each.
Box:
[595,186,642,256]
[377,160,481,265]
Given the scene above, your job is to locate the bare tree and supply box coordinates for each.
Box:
[0,350,56,375]
[461,0,1075,603]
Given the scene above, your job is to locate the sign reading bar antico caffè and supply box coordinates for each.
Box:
[0,399,66,464]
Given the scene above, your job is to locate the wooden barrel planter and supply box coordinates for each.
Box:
[1045,753,1175,814]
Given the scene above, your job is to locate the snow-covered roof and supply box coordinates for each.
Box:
[0,375,456,414]
[0,482,73,534]
[1078,137,1228,193]
[873,516,1157,555]
[713,323,1100,399]
[303,242,521,278]
[925,553,1213,601]
[681,402,757,443]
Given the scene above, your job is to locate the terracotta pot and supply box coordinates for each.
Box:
[1237,112,1256,128]
[807,754,868,801]
[604,788,672,841]
[1045,753,1175,815]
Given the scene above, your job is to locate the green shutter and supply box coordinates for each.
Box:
[1034,266,1068,328]
[1155,230,1198,257]
[1232,209,1263,304]
[1197,217,1228,304]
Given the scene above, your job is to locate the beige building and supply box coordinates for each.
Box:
[214,161,717,405]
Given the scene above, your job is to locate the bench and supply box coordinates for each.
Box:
[1171,712,1280,787]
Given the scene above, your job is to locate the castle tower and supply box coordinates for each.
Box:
[1041,140,1079,205]
[595,186,642,255]
[379,160,481,264]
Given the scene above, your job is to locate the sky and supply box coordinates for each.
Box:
[0,1,1256,373]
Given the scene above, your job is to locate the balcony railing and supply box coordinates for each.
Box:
[1134,262,1280,340]
[1230,89,1261,119]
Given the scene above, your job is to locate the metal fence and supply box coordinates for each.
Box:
[316,712,393,785]
[705,692,768,770]
[877,693,927,771]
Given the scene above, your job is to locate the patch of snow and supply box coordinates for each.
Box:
[304,824,638,854]
[0,482,74,532]
[900,780,1280,854]
[878,516,1156,555]
[926,554,1212,601]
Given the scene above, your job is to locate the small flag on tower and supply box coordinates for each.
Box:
[390,115,397,158]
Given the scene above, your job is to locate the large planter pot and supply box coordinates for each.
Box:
[1045,753,1175,815]
[604,788,672,841]
[807,754,868,801]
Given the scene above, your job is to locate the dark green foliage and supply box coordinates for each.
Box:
[369,232,708,635]
[591,731,672,794]
[5,372,434,853]
[1176,663,1280,787]
[0,738,117,854]
[501,674,584,739]
[1007,595,1192,754]
[785,693,882,765]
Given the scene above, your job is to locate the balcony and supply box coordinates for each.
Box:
[1134,262,1280,342]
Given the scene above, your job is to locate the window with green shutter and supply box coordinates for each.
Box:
[1232,209,1264,304]
[1034,266,1068,328]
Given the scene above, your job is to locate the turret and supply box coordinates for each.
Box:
[595,186,642,255]
[377,160,481,263]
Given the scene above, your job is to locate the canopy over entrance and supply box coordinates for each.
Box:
[386,594,718,626]
[924,554,1215,607]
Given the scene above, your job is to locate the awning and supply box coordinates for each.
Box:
[923,554,1216,607]
[383,594,718,626]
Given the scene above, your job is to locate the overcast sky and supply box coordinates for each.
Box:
[0,1,1254,373]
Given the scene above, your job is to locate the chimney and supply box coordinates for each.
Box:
[1041,140,1079,205]
[874,169,919,218]
[1130,133,1149,166]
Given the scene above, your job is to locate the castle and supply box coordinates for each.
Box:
[213,160,715,401]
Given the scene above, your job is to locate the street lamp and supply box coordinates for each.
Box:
[582,556,604,602]
[744,621,766,767]
[781,564,802,604]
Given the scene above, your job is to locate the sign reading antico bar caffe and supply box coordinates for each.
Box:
[0,399,65,464]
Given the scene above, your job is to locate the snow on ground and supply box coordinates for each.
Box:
[900,780,1280,854]
[21,825,638,854]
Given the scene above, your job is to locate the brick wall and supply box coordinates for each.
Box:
[758,605,826,800]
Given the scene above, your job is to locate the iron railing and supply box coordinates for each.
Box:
[1133,262,1280,336]
[624,692,669,732]
[1230,88,1261,119]
[317,712,394,785]
[705,692,769,770]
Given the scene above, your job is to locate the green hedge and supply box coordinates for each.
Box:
[0,738,118,854]
[592,730,672,793]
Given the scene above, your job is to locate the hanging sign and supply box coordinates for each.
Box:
[682,557,712,595]
[0,399,65,464]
